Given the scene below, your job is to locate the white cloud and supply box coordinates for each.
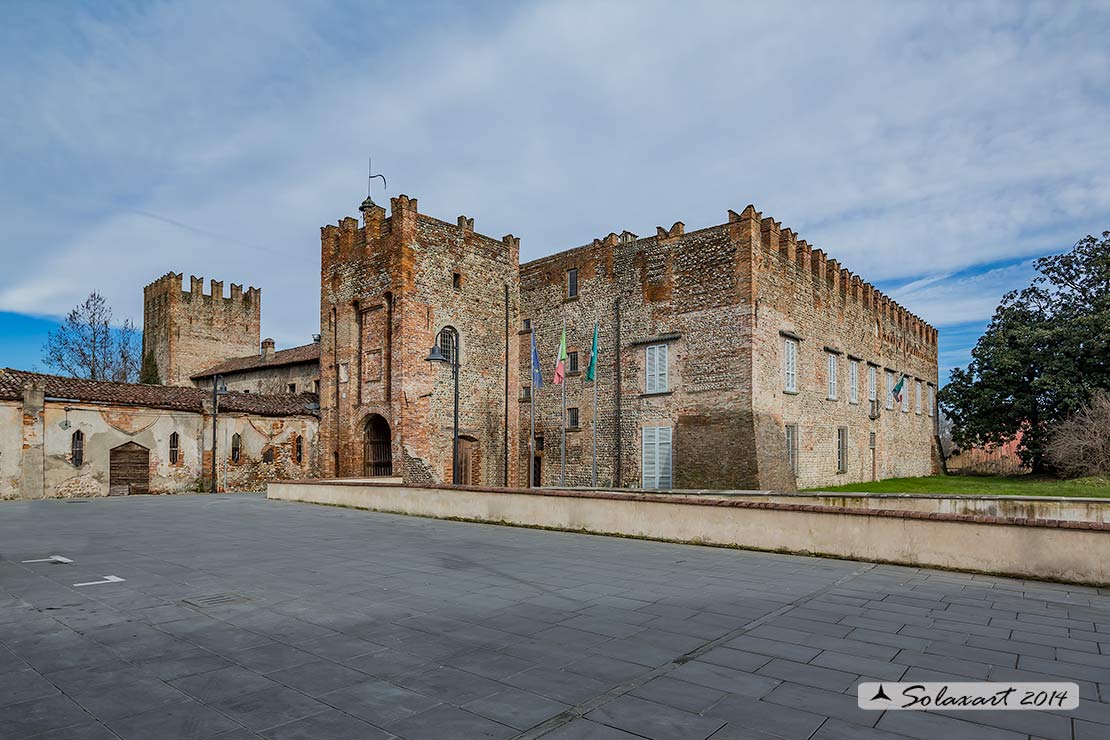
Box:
[1,0,1108,352]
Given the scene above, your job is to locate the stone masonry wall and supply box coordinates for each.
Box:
[143,272,261,387]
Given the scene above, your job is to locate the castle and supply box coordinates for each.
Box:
[0,191,938,499]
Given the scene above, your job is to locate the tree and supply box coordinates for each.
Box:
[139,350,162,385]
[42,292,142,383]
[1047,391,1110,478]
[940,231,1110,473]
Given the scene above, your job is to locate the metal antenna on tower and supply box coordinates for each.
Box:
[366,156,387,204]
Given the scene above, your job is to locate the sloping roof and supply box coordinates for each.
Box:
[0,368,319,418]
[192,342,320,379]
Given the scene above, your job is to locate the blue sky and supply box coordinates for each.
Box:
[1,1,1107,381]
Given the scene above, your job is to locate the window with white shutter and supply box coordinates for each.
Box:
[849,360,859,404]
[886,371,895,410]
[783,338,798,392]
[641,426,673,489]
[928,385,934,417]
[645,344,668,393]
[868,365,877,401]
[915,381,922,414]
[827,353,838,400]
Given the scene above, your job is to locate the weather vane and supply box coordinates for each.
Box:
[367,156,387,203]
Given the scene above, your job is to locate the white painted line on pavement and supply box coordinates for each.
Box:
[73,576,125,587]
[21,555,74,564]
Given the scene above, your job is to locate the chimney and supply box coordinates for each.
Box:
[261,338,275,360]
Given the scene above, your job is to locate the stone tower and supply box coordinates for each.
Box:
[142,272,261,386]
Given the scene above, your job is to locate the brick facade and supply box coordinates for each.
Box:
[143,272,261,387]
[321,195,938,491]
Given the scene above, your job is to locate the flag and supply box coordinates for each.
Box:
[553,327,567,385]
[892,373,906,402]
[586,322,599,382]
[530,331,543,389]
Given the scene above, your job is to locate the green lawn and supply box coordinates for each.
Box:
[806,475,1110,498]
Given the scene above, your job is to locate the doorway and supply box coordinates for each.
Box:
[457,436,479,485]
[363,414,393,477]
[110,442,149,495]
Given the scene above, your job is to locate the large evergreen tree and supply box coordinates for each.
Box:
[940,231,1110,472]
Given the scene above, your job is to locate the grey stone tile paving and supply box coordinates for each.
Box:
[1,493,1108,739]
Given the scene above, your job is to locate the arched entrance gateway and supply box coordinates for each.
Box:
[363,414,393,477]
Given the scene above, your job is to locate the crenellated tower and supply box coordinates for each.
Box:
[142,272,261,386]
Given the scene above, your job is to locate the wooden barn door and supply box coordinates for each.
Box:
[110,442,150,496]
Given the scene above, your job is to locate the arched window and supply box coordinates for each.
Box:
[169,432,179,465]
[262,448,275,464]
[71,430,84,467]
[231,433,242,463]
[295,435,304,464]
[438,326,459,366]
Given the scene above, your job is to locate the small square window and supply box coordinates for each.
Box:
[567,407,579,428]
[522,385,531,401]
[452,272,462,289]
[568,351,579,373]
[522,318,531,331]
[287,383,296,394]
[566,268,578,299]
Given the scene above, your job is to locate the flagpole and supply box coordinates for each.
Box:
[591,319,598,488]
[561,317,567,487]
[529,327,536,489]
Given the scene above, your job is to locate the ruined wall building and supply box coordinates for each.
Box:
[321,195,939,491]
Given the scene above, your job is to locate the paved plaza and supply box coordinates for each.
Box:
[1,494,1108,740]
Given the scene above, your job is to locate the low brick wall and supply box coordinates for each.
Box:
[267,481,1110,586]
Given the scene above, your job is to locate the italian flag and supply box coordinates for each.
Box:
[553,327,568,385]
[893,373,907,402]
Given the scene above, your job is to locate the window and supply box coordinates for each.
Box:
[827,353,838,400]
[231,433,242,463]
[645,344,669,393]
[71,430,84,467]
[522,318,531,331]
[785,424,799,475]
[313,379,320,393]
[886,371,895,410]
[783,338,798,392]
[568,351,579,374]
[837,427,848,473]
[915,380,922,414]
[262,448,275,464]
[849,360,859,404]
[295,435,304,464]
[169,432,179,465]
[928,385,934,417]
[522,385,531,401]
[288,383,296,394]
[869,431,876,449]
[566,268,578,299]
[338,362,349,383]
[642,426,673,489]
[438,326,459,365]
[868,365,877,402]
[567,407,579,428]
[452,272,462,289]
[902,381,910,413]
[535,435,545,451]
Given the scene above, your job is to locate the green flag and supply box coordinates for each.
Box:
[586,322,599,381]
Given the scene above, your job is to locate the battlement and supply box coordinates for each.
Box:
[731,204,938,347]
[143,271,260,304]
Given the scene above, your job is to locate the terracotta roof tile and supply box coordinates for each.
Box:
[191,342,320,379]
[0,368,318,418]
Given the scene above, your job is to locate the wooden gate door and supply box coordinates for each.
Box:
[457,437,477,485]
[363,415,393,477]
[110,442,150,495]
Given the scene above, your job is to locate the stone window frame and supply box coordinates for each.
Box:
[231,433,242,464]
[452,272,463,290]
[169,431,180,465]
[567,350,580,375]
[565,268,579,300]
[567,406,580,429]
[521,384,532,402]
[71,429,84,467]
[836,426,848,474]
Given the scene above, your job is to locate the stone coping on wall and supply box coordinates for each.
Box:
[271,478,1110,532]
